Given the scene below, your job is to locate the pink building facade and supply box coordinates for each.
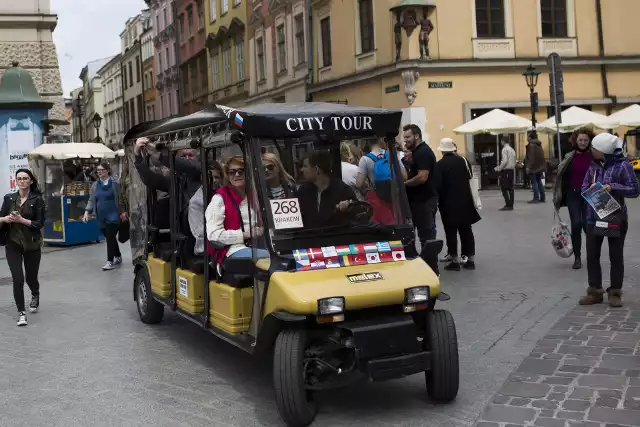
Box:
[149,0,180,119]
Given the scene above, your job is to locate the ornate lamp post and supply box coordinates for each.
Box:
[92,112,103,143]
[522,64,541,127]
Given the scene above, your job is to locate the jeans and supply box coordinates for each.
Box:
[586,222,627,290]
[5,241,41,312]
[500,169,515,207]
[444,223,475,259]
[410,197,438,245]
[103,222,121,262]
[529,172,545,201]
[566,189,587,258]
[228,247,270,259]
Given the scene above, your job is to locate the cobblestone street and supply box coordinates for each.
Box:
[0,190,638,427]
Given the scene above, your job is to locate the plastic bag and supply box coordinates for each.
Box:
[551,211,573,258]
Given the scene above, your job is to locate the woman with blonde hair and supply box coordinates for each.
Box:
[340,141,360,188]
[262,152,296,199]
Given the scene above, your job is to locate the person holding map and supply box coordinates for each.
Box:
[579,133,639,308]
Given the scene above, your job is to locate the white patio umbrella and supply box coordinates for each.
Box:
[29,142,117,160]
[454,108,533,135]
[608,104,640,127]
[537,106,618,133]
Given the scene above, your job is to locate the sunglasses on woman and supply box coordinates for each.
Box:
[228,168,245,176]
[263,164,275,172]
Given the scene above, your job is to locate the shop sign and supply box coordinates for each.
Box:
[428,81,453,89]
[385,84,400,94]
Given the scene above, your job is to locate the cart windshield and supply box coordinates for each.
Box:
[256,137,410,240]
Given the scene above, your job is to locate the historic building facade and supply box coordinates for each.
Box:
[177,0,209,114]
[97,54,125,148]
[246,0,309,105]
[79,57,113,142]
[120,12,150,131]
[141,14,157,121]
[0,0,68,134]
[204,0,249,106]
[309,0,640,170]
[149,0,181,118]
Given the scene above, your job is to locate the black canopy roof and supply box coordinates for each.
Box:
[217,102,403,138]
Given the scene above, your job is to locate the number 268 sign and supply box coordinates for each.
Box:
[269,198,304,229]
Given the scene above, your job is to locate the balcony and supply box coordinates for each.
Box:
[538,37,577,57]
[472,38,515,59]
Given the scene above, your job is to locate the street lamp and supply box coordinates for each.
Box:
[92,113,103,143]
[522,64,541,127]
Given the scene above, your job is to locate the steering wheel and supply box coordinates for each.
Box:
[342,200,373,224]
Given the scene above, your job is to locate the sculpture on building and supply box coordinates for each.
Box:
[419,10,434,60]
[394,13,402,62]
[402,9,417,37]
[401,70,420,106]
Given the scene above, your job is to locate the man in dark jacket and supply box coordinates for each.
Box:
[525,130,546,203]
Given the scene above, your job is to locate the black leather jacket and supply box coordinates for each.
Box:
[0,191,46,249]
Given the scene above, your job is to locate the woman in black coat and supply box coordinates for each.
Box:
[436,139,481,271]
[0,169,46,326]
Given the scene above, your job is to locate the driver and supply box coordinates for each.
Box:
[297,151,358,227]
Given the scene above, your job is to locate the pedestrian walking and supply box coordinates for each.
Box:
[0,169,45,326]
[402,124,439,274]
[436,138,481,271]
[525,130,546,203]
[83,162,128,271]
[579,133,639,307]
[553,127,595,269]
[495,138,516,210]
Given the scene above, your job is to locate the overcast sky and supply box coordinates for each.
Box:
[52,0,149,97]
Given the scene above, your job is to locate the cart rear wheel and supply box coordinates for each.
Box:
[273,328,317,427]
[135,268,164,324]
[425,309,459,402]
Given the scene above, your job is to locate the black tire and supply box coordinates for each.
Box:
[273,329,317,427]
[135,267,164,324]
[425,310,459,402]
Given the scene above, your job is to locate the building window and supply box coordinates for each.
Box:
[163,8,168,28]
[475,0,505,38]
[184,66,190,98]
[222,44,231,86]
[160,94,164,118]
[165,47,170,67]
[358,0,374,53]
[179,14,185,40]
[136,57,141,82]
[276,24,286,72]
[234,0,241,6]
[235,37,244,81]
[187,6,194,36]
[137,94,144,124]
[156,15,160,32]
[541,0,567,37]
[190,62,198,94]
[199,56,208,93]
[209,0,217,21]
[167,92,172,116]
[320,17,332,67]
[294,14,305,65]
[211,53,220,89]
[222,0,229,14]
[256,37,265,81]
[128,62,133,87]
[158,51,163,71]
[197,1,204,30]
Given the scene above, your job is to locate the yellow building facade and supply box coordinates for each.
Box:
[204,0,250,106]
[309,0,640,172]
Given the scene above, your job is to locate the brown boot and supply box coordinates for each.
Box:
[579,287,604,305]
[607,289,623,308]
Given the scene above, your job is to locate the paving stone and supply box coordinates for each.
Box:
[557,346,605,357]
[577,375,626,389]
[557,372,580,378]
[534,417,568,427]
[505,424,526,427]
[593,368,623,375]
[543,376,575,385]
[563,357,602,367]
[493,394,510,404]
[560,365,591,374]
[600,354,640,370]
[598,390,623,399]
[548,392,567,401]
[510,373,543,383]
[569,387,595,400]
[476,422,500,427]
[589,406,640,425]
[623,387,640,410]
[595,396,620,408]
[553,386,570,393]
[575,330,615,338]
[509,397,531,406]
[540,409,555,417]
[630,377,640,386]
[501,381,551,398]
[568,422,601,427]
[605,347,634,355]
[516,358,561,375]
[562,399,592,411]
[543,353,566,360]
[481,405,536,424]
[532,400,559,409]
[556,410,586,421]
[625,370,640,378]
[585,325,609,330]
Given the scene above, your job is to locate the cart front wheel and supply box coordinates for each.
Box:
[425,309,459,402]
[135,268,164,324]
[273,328,317,427]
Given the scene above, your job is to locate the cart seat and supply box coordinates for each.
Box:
[153,242,174,262]
[219,258,254,288]
[185,256,205,275]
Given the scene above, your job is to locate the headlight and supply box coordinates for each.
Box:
[405,286,429,304]
[317,297,345,315]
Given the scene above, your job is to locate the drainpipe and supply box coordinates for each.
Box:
[595,0,616,114]
[305,0,313,101]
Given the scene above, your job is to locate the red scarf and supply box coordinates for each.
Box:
[206,185,245,264]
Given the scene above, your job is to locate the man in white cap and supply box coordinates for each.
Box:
[578,133,639,308]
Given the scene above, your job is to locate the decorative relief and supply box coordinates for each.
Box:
[472,39,515,59]
[0,42,60,68]
[401,70,420,106]
[538,38,577,57]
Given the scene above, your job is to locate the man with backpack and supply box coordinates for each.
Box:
[356,139,407,224]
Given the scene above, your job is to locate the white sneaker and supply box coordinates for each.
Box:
[460,255,469,264]
[102,261,115,271]
[17,312,27,326]
[113,256,122,266]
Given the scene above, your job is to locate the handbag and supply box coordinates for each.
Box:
[464,158,482,211]
[551,210,573,258]
[117,220,130,243]
[587,210,624,238]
